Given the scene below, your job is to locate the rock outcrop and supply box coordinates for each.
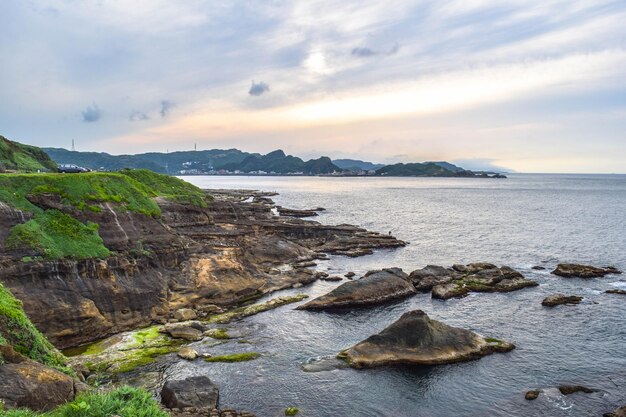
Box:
[541,294,583,307]
[0,190,404,348]
[558,385,595,395]
[338,310,514,368]
[409,265,459,292]
[430,263,538,300]
[297,268,415,310]
[161,376,219,410]
[552,264,622,278]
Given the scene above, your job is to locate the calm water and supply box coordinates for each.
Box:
[171,174,626,417]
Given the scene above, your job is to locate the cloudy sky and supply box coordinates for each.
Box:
[1,1,625,173]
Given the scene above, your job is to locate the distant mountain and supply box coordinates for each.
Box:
[44,148,252,174]
[428,161,465,173]
[44,147,342,175]
[1,135,57,172]
[332,159,386,171]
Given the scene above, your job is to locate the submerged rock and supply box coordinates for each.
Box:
[297,268,415,310]
[552,264,622,278]
[606,289,626,295]
[338,309,514,368]
[0,346,77,411]
[558,385,595,395]
[542,294,583,307]
[161,376,219,409]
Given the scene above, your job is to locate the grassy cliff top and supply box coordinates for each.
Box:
[0,169,208,216]
[0,136,57,173]
[0,169,209,259]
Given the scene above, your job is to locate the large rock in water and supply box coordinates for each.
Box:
[552,263,622,278]
[297,268,415,310]
[604,406,626,417]
[338,310,514,368]
[0,346,77,411]
[161,376,219,409]
[409,265,460,292]
[432,264,538,300]
[542,294,583,307]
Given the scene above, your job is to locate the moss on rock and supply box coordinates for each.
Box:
[204,352,261,363]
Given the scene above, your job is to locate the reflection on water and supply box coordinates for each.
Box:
[167,174,626,417]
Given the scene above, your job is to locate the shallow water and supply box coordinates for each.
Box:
[172,174,626,417]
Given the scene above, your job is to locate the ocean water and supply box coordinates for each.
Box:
[174,174,626,417]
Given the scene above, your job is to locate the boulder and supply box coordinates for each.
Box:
[525,390,541,400]
[338,309,514,368]
[552,264,622,278]
[409,265,459,292]
[320,275,343,282]
[164,325,204,341]
[177,347,199,361]
[161,376,219,410]
[297,268,415,310]
[542,294,583,307]
[344,272,356,279]
[174,308,198,322]
[532,266,546,270]
[606,289,626,295]
[604,406,626,417]
[558,385,595,395]
[0,346,76,411]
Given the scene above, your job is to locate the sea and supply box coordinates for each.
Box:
[172,174,626,417]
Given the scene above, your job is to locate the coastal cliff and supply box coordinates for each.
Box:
[0,174,404,350]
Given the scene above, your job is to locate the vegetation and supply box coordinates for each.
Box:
[376,162,465,177]
[0,168,208,259]
[6,210,110,259]
[285,407,300,416]
[205,328,230,339]
[0,136,57,173]
[119,169,210,206]
[0,282,71,375]
[204,352,260,362]
[0,386,168,417]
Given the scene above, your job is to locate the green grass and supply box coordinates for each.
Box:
[0,386,168,417]
[0,282,71,375]
[0,135,57,173]
[204,352,260,362]
[0,170,208,259]
[5,210,110,259]
[119,169,210,206]
[0,172,161,215]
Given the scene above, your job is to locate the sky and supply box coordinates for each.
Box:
[1,1,625,173]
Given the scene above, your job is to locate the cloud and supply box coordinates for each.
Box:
[160,100,175,118]
[249,81,270,96]
[129,111,149,121]
[387,43,399,55]
[351,47,376,57]
[81,104,101,122]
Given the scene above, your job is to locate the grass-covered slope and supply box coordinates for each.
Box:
[1,386,168,417]
[0,136,57,173]
[0,170,209,259]
[0,282,69,373]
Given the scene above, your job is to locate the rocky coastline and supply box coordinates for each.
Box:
[0,181,624,416]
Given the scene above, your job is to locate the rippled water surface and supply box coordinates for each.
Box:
[175,174,626,417]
